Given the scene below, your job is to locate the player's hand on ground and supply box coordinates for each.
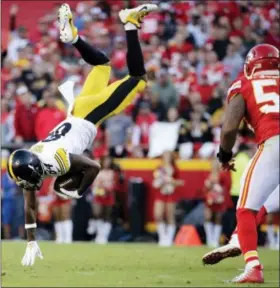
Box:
[221,160,236,172]
[21,241,43,266]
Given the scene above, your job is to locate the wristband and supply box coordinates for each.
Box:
[217,146,233,163]
[25,223,37,229]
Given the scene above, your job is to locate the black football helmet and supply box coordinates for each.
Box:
[7,149,44,190]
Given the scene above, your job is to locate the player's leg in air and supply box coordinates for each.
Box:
[58,3,158,125]
[58,3,111,97]
[202,184,279,265]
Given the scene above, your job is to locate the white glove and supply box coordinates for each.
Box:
[21,241,43,266]
[58,188,82,199]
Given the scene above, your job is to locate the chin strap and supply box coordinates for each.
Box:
[244,66,257,80]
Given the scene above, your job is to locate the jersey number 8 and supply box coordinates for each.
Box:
[252,79,280,114]
[43,123,72,142]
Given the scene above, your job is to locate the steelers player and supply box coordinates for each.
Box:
[7,3,158,266]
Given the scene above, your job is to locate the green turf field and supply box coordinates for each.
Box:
[1,242,279,287]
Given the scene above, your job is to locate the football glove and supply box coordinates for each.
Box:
[217,146,236,171]
[21,241,43,266]
[57,188,82,199]
[217,146,233,163]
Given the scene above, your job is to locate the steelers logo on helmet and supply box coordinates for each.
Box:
[7,149,44,185]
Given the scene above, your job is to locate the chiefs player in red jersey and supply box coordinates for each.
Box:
[207,44,279,284]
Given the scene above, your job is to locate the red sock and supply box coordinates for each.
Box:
[256,206,267,226]
[237,208,260,266]
[231,206,267,238]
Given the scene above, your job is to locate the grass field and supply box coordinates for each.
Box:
[1,242,279,287]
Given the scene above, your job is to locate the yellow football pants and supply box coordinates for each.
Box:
[72,65,146,126]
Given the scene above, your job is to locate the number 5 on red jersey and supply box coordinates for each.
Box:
[227,75,279,144]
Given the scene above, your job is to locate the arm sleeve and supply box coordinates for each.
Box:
[226,79,242,103]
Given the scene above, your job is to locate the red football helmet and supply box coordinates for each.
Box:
[244,44,279,78]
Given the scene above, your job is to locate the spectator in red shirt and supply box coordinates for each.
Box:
[230,17,244,38]
[35,32,58,56]
[14,85,38,143]
[194,73,215,106]
[30,19,49,43]
[92,128,108,160]
[132,101,157,156]
[165,25,194,61]
[265,20,280,47]
[35,89,66,141]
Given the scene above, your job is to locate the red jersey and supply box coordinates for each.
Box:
[14,102,38,141]
[136,113,157,147]
[35,107,66,141]
[227,74,280,144]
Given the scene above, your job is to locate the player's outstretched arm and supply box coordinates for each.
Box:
[218,94,245,169]
[220,94,245,151]
[21,189,43,266]
[24,189,37,241]
[70,154,101,196]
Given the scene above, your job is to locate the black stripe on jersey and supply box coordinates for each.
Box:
[85,77,139,124]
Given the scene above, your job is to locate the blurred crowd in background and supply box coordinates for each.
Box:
[2,0,280,156]
[1,1,279,248]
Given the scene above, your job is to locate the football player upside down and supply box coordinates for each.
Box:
[7,3,158,266]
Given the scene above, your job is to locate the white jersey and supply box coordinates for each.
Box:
[30,116,97,177]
